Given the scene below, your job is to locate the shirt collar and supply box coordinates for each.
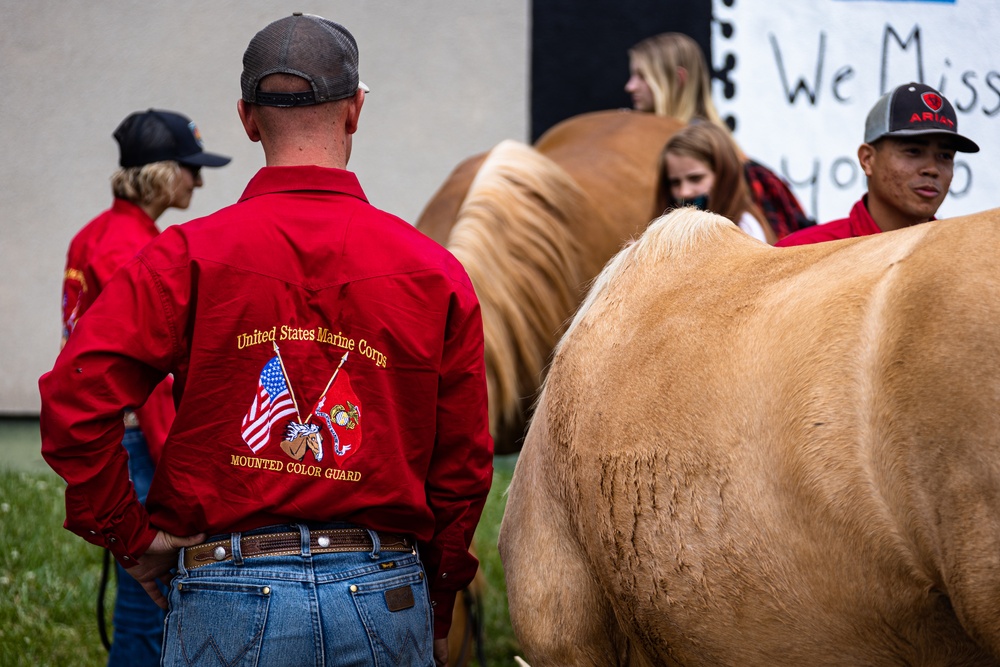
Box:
[239,165,369,204]
[111,197,158,230]
[858,193,936,234]
[853,195,884,235]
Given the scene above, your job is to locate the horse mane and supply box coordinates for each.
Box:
[446,139,603,444]
[561,207,735,349]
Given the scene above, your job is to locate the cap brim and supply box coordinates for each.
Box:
[875,129,980,153]
[179,151,233,167]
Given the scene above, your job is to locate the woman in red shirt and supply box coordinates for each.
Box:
[60,108,229,667]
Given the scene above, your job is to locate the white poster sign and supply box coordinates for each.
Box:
[714,0,999,224]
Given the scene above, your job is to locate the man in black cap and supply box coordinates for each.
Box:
[40,13,492,667]
[777,82,979,246]
[58,109,229,667]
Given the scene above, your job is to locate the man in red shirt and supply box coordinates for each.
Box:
[777,82,979,247]
[61,108,230,667]
[40,13,493,667]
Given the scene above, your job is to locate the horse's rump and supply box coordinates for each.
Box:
[417,152,488,247]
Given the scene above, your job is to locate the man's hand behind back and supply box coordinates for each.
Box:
[127,530,205,609]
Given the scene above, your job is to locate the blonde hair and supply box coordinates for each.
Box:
[446,139,600,446]
[110,161,180,209]
[628,33,723,126]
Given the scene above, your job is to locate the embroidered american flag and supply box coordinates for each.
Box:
[242,356,297,453]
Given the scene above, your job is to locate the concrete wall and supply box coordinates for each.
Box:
[0,1,528,414]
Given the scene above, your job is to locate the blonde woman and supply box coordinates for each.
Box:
[625,32,723,125]
[60,109,229,667]
[626,32,811,239]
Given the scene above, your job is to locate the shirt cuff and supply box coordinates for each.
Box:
[431,589,458,639]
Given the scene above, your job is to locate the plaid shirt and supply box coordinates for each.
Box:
[745,160,813,239]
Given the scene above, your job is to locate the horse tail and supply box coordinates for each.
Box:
[445,139,603,449]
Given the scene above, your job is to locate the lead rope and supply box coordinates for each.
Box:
[470,585,486,667]
[458,585,486,667]
[97,548,113,651]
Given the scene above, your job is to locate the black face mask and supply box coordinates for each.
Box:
[677,194,709,211]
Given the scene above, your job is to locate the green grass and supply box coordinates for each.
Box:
[0,469,110,666]
[470,454,521,664]
[0,449,520,666]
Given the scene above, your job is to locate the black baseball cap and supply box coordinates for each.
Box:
[864,82,979,153]
[241,13,368,107]
[114,109,232,168]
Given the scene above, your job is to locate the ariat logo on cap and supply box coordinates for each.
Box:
[910,106,955,129]
[864,81,979,152]
[921,92,943,113]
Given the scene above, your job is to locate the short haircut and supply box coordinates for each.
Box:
[251,73,352,141]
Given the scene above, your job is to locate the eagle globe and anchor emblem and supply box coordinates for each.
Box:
[312,399,361,458]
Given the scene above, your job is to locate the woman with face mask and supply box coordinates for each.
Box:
[626,32,810,240]
[658,121,777,245]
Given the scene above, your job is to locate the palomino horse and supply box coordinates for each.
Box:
[499,208,1000,665]
[416,110,683,452]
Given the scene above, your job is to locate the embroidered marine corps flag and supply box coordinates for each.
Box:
[311,352,363,465]
[242,356,298,453]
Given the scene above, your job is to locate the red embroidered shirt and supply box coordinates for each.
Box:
[61,198,175,461]
[40,166,494,637]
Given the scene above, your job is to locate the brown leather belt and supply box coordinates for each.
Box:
[183,528,413,570]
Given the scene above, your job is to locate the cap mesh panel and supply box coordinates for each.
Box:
[242,15,359,105]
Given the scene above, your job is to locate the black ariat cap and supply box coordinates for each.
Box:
[864,82,979,153]
[241,13,368,107]
[114,109,232,168]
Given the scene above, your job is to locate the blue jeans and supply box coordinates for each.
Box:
[107,427,166,667]
[163,524,434,666]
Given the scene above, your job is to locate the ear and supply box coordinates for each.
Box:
[858,143,876,177]
[676,66,688,87]
[344,88,365,135]
[237,99,261,143]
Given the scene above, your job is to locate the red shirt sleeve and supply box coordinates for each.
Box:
[422,283,494,638]
[40,255,180,566]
